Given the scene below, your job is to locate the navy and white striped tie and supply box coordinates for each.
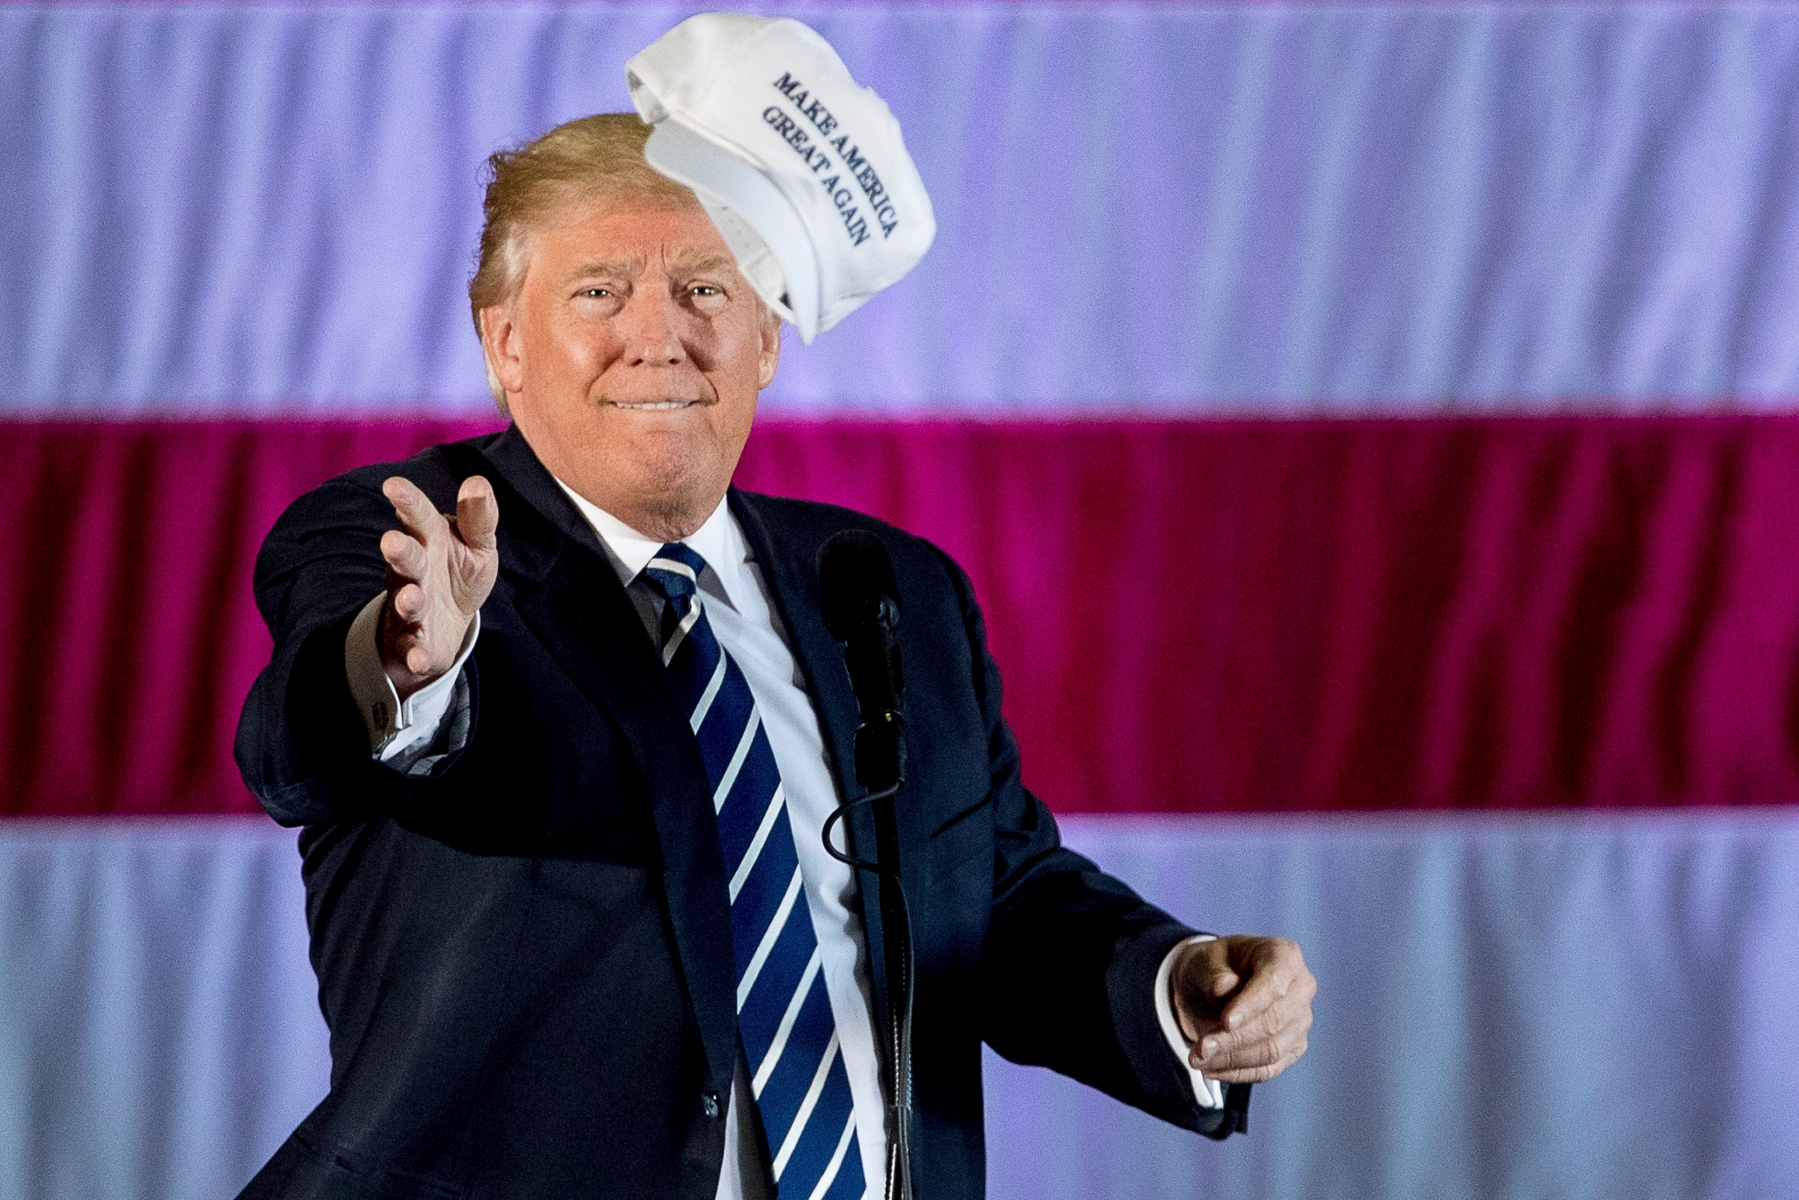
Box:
[644,543,866,1200]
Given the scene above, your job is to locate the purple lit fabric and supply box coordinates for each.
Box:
[3,813,1796,1200]
[3,1,1799,414]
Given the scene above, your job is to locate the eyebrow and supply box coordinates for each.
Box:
[666,251,738,275]
[558,251,738,284]
[560,259,642,283]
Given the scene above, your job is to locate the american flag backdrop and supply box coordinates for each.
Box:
[3,2,1799,1198]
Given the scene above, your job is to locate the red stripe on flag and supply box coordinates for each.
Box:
[4,415,1798,816]
[0,419,499,816]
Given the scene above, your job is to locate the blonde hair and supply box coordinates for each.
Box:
[469,113,702,409]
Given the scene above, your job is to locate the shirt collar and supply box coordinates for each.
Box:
[552,478,750,613]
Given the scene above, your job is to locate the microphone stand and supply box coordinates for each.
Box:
[821,777,912,1200]
[819,580,915,1200]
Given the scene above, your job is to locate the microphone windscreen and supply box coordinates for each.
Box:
[817,531,899,642]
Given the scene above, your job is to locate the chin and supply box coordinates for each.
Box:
[619,431,707,489]
[615,447,726,531]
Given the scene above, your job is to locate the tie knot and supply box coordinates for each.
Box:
[643,542,709,603]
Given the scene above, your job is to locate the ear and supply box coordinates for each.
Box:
[756,311,782,391]
[479,305,526,400]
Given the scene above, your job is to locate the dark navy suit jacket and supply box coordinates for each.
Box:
[234,426,1243,1200]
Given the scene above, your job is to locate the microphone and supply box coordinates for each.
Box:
[816,530,913,1200]
[817,530,905,792]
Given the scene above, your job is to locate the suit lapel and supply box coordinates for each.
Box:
[464,428,741,1098]
[728,489,898,1037]
[727,490,865,806]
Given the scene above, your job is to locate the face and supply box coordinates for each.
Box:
[480,195,780,540]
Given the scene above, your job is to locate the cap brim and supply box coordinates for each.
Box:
[644,120,821,342]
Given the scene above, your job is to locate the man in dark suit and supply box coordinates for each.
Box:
[235,113,1314,1200]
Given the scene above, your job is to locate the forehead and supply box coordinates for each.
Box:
[530,195,735,280]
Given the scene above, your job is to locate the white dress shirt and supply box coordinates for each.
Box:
[343,487,1221,1200]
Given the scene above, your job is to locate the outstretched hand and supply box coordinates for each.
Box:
[1171,934,1315,1085]
[377,475,499,697]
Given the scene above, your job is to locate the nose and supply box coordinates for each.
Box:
[619,284,686,367]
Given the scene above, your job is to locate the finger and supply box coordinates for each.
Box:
[1203,1034,1309,1083]
[1190,1003,1282,1069]
[1170,943,1236,1040]
[391,581,426,623]
[383,476,447,542]
[1196,1038,1282,1076]
[1196,985,1315,1073]
[380,530,428,581]
[1219,942,1302,1032]
[1205,1054,1304,1085]
[1216,980,1280,1037]
[1195,1023,1301,1076]
[384,611,440,679]
[1176,940,1239,993]
[1218,963,1315,1047]
[456,476,498,552]
[1174,969,1239,1042]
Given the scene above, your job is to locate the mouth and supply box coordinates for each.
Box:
[605,399,705,412]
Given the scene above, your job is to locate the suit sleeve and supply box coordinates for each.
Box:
[233,470,479,828]
[931,548,1248,1139]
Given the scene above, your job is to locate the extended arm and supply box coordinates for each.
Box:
[941,547,1311,1137]
[234,469,497,826]
[937,549,1241,1136]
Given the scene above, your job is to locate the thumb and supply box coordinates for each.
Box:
[1173,942,1235,1038]
[456,475,498,552]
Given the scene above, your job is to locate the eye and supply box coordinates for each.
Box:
[581,287,612,299]
[690,285,721,298]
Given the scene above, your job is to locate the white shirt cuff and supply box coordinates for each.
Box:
[344,592,480,760]
[1155,933,1225,1110]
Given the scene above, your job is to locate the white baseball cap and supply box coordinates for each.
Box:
[627,13,936,343]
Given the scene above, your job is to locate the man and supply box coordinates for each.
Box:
[235,111,1313,1200]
